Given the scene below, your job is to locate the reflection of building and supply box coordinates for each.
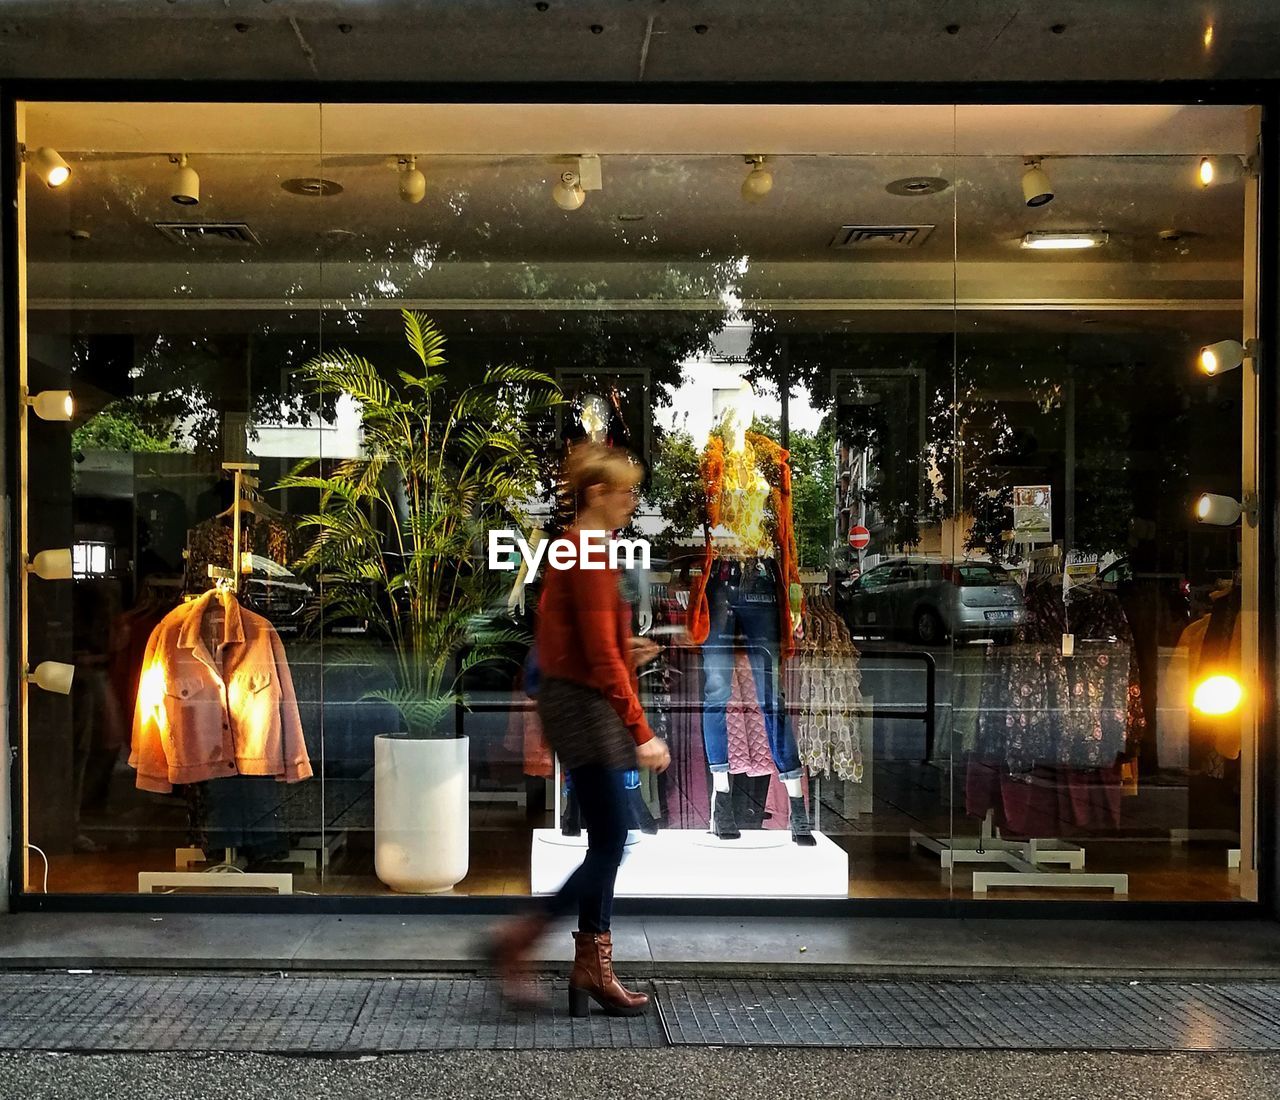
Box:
[5,35,1276,931]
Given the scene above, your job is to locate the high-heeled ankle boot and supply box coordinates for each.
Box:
[712,790,740,839]
[568,931,650,1017]
[789,794,817,846]
[485,912,550,1007]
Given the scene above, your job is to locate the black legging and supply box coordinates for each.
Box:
[545,764,629,933]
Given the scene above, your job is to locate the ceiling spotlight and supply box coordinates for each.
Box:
[553,170,586,211]
[25,549,73,581]
[741,155,773,203]
[1021,230,1108,251]
[398,156,426,204]
[24,388,74,422]
[170,154,199,206]
[1198,338,1258,376]
[1197,155,1248,187]
[1021,159,1054,207]
[27,146,71,189]
[24,660,75,695]
[1195,492,1255,526]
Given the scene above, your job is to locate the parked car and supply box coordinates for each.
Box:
[840,557,1026,645]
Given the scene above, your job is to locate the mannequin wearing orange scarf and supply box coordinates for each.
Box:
[684,382,811,845]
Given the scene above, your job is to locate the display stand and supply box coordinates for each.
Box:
[139,847,293,894]
[911,811,1128,895]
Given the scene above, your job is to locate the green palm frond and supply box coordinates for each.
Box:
[288,308,562,737]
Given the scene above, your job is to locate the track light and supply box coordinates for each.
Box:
[398,156,426,204]
[551,155,601,211]
[553,170,586,211]
[170,154,199,205]
[24,389,74,422]
[1021,159,1054,207]
[26,549,73,581]
[24,661,75,696]
[1195,492,1256,527]
[741,155,773,203]
[25,146,70,189]
[1198,338,1258,376]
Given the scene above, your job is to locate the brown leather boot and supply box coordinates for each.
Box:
[486,912,550,1007]
[568,931,650,1017]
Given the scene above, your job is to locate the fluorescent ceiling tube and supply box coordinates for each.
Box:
[1021,231,1109,250]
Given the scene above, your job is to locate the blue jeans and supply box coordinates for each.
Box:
[701,568,803,781]
[546,765,630,933]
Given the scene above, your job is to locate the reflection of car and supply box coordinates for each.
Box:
[840,557,1026,645]
[241,553,313,629]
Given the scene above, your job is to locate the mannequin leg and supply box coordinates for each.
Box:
[783,774,815,846]
[710,769,739,839]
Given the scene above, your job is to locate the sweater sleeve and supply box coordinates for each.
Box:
[570,567,654,746]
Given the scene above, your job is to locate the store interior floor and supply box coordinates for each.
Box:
[39,760,1244,903]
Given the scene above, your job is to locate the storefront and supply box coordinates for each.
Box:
[4,90,1275,913]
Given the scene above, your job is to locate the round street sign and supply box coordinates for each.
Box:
[849,525,871,550]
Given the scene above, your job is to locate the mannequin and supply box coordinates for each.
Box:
[688,381,813,845]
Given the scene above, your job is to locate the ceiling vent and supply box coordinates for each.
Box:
[830,224,935,249]
[155,221,261,247]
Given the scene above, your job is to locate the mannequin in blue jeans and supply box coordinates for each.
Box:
[702,558,814,844]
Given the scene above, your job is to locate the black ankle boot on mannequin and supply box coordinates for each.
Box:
[712,789,740,839]
[561,788,581,837]
[628,784,659,834]
[789,794,816,846]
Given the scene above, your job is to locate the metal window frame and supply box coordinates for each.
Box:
[2,78,1275,920]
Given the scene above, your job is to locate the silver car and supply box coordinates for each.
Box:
[841,557,1026,645]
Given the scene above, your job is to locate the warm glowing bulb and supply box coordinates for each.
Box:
[1195,494,1212,519]
[1193,674,1243,716]
[1200,347,1219,374]
[1199,157,1215,186]
[1203,25,1214,48]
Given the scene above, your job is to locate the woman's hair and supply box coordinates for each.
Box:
[565,441,642,509]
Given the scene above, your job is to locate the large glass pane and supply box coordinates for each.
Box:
[947,105,1258,902]
[21,102,325,894]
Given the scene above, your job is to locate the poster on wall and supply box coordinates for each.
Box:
[1012,485,1052,544]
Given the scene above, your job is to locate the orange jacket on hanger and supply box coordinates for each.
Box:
[686,430,802,658]
[129,588,312,793]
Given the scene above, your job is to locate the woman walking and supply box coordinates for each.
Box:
[490,442,670,1015]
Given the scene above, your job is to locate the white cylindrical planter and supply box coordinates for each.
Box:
[374,734,469,893]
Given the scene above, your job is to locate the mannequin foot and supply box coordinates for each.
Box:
[789,795,817,846]
[712,790,740,840]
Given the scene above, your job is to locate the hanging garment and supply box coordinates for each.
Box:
[184,513,294,593]
[788,594,866,782]
[726,648,775,776]
[130,589,312,793]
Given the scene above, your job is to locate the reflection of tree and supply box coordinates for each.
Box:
[73,401,186,453]
[73,333,333,456]
[785,418,837,571]
[644,427,702,542]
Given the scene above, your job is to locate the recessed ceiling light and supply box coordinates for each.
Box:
[281,177,344,197]
[1021,230,1108,251]
[885,176,950,196]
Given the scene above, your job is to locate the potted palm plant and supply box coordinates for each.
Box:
[281,310,560,892]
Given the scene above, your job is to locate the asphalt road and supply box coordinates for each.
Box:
[2,1049,1278,1100]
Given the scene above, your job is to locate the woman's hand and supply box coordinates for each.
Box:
[636,736,671,774]
[628,637,660,668]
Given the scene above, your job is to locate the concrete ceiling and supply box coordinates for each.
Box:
[1,1,1279,84]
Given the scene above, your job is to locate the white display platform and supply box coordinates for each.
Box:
[530,828,849,898]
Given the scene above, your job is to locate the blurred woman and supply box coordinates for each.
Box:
[489,442,670,1016]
